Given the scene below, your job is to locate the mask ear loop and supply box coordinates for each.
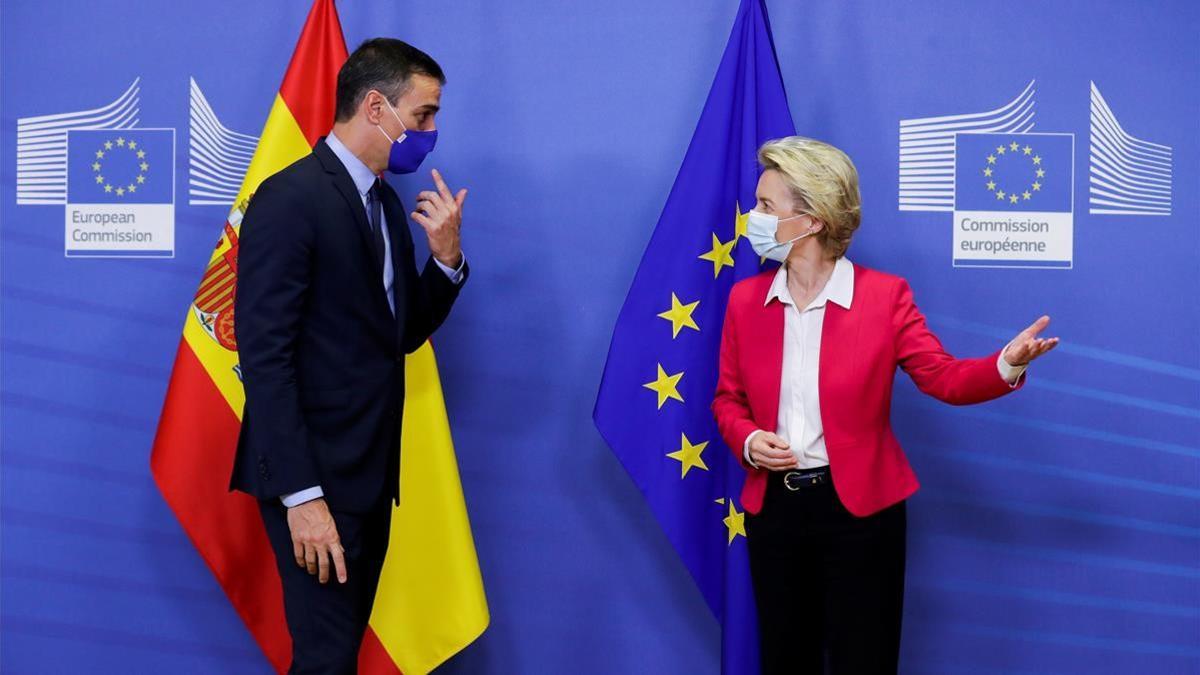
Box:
[374,90,409,143]
[773,213,816,248]
[776,229,816,248]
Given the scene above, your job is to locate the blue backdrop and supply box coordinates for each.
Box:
[2,1,1197,673]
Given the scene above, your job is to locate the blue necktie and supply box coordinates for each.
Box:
[367,179,385,271]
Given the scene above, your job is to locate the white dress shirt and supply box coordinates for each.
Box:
[743,257,1026,468]
[280,132,465,508]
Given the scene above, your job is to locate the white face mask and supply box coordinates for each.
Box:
[746,210,815,262]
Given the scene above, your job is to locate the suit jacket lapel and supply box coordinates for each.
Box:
[312,139,393,319]
[818,263,864,440]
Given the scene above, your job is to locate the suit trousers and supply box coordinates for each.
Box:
[259,495,393,675]
[745,470,907,675]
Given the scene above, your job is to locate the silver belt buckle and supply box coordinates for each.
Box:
[784,470,823,491]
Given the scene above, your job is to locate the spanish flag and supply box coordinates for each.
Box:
[149,1,489,672]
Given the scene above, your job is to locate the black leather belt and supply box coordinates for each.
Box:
[782,466,831,491]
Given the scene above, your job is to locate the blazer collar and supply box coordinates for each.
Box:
[324,131,378,197]
[764,256,855,310]
[313,136,371,234]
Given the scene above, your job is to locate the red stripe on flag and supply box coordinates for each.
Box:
[359,627,404,675]
[278,0,348,145]
[150,340,292,672]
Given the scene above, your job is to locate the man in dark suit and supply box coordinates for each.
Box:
[230,38,469,674]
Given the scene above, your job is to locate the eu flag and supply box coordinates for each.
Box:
[593,1,794,671]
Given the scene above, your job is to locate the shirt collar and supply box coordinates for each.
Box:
[764,256,855,310]
[326,131,378,198]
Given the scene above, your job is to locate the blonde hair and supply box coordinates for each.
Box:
[757,136,861,258]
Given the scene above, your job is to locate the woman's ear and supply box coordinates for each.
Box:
[807,216,826,234]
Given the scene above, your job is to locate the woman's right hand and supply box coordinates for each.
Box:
[749,431,800,471]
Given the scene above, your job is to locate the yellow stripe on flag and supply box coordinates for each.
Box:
[182,94,314,417]
[236,94,314,208]
[370,342,490,675]
[181,312,246,418]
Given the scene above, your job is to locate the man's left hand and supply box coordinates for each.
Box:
[412,168,466,269]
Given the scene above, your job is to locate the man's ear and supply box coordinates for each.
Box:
[361,90,385,125]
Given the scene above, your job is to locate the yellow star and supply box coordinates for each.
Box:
[657,293,700,338]
[987,154,996,165]
[116,137,125,147]
[723,501,746,544]
[136,175,146,184]
[698,233,735,278]
[734,204,750,242]
[128,140,137,150]
[643,363,684,409]
[1036,168,1045,178]
[1032,155,1042,165]
[139,162,149,171]
[996,190,1006,200]
[115,187,125,196]
[1022,191,1031,200]
[104,184,113,193]
[1009,194,1018,204]
[94,175,104,184]
[1023,145,1032,155]
[996,145,1006,155]
[137,149,145,159]
[1032,181,1041,191]
[91,162,101,171]
[95,150,105,159]
[1010,141,1020,151]
[986,180,996,191]
[983,167,993,177]
[127,184,137,193]
[104,141,113,150]
[666,433,709,478]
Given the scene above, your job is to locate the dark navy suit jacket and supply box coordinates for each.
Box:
[230,137,466,513]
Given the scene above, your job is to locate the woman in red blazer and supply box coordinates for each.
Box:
[712,137,1057,675]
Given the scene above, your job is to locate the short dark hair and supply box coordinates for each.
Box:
[334,38,445,122]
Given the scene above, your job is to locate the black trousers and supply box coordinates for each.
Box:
[745,470,907,675]
[259,495,393,675]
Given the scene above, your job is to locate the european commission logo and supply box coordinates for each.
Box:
[898,80,1172,270]
[15,79,179,258]
[15,77,264,259]
[953,132,1074,268]
[66,128,175,257]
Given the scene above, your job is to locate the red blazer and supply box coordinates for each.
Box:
[712,262,1024,517]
